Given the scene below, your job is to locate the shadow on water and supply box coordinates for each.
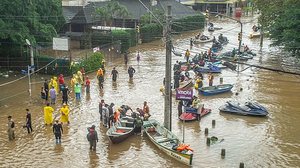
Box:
[219,111,269,126]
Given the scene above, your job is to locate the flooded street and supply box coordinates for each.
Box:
[0,16,300,167]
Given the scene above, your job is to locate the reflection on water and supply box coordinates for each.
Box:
[0,16,300,167]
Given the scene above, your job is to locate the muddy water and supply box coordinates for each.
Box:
[0,17,300,168]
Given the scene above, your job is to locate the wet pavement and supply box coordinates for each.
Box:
[0,16,300,167]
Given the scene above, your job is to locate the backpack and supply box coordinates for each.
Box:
[11,121,15,128]
[87,128,95,141]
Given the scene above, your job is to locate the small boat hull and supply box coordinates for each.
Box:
[143,120,193,165]
[106,117,136,144]
[199,84,233,96]
[179,108,211,121]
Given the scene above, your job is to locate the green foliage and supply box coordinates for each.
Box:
[254,0,300,55]
[172,15,205,32]
[94,0,130,26]
[90,29,135,53]
[71,52,104,74]
[0,0,64,47]
[140,23,163,43]
[140,9,165,26]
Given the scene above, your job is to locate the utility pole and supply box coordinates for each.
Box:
[26,39,35,73]
[164,6,172,131]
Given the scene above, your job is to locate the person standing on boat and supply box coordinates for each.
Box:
[143,101,151,121]
[185,49,190,63]
[53,120,63,144]
[208,73,214,86]
[128,66,136,79]
[107,103,115,128]
[192,96,202,121]
[111,67,118,82]
[87,125,98,151]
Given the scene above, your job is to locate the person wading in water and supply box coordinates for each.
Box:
[111,67,119,82]
[53,120,63,144]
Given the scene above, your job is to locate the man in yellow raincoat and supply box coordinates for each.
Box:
[60,103,70,124]
[70,74,78,88]
[52,77,59,93]
[76,70,83,85]
[44,103,54,125]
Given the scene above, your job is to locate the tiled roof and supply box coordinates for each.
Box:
[63,0,199,24]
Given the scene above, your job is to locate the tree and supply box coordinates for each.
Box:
[0,0,64,47]
[254,0,300,56]
[94,0,130,27]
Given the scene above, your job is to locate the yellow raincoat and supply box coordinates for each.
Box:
[44,106,54,125]
[60,105,70,123]
[76,71,83,85]
[52,77,59,93]
[70,74,78,88]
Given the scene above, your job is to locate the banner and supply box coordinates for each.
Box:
[176,88,193,100]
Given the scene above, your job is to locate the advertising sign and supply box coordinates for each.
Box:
[176,88,193,100]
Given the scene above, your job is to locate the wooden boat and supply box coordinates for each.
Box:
[106,117,135,144]
[143,119,193,165]
[199,84,233,96]
[179,108,211,121]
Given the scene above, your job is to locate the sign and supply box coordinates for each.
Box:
[176,88,193,100]
[53,37,69,51]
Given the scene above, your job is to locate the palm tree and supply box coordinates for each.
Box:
[94,0,130,27]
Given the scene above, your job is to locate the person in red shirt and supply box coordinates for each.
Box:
[58,74,65,92]
[85,76,90,93]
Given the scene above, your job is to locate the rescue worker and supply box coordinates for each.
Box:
[60,103,70,124]
[44,103,54,125]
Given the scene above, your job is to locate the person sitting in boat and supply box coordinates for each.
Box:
[244,45,249,52]
[136,108,144,118]
[120,105,133,117]
[195,33,201,39]
[200,35,209,41]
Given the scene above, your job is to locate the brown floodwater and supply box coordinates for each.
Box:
[0,17,300,168]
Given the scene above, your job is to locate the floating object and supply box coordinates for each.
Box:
[106,116,136,144]
[219,101,268,116]
[221,149,226,157]
[199,84,233,96]
[205,128,209,135]
[179,108,211,121]
[143,119,193,166]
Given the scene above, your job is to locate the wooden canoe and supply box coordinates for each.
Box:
[143,119,193,165]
